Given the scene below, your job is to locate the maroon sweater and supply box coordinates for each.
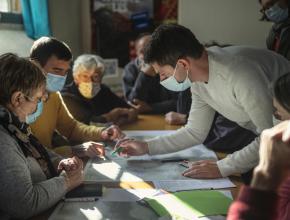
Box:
[227,177,290,220]
[278,177,290,220]
[227,186,278,220]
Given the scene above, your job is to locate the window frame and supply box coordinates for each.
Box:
[0,0,22,24]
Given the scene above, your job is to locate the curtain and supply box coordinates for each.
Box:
[20,0,51,39]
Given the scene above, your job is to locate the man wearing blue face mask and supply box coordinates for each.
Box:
[115,24,290,181]
[29,37,125,158]
[259,0,290,60]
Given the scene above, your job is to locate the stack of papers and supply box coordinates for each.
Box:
[153,179,235,192]
[84,145,219,182]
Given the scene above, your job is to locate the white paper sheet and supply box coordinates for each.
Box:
[128,144,217,161]
[49,201,158,220]
[153,179,235,192]
[84,131,233,189]
[124,130,175,137]
[84,145,218,182]
[100,188,164,202]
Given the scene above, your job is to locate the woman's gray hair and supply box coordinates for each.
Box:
[0,53,46,105]
[73,54,105,76]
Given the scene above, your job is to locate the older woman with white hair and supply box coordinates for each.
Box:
[61,54,137,126]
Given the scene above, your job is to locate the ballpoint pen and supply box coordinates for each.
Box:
[179,162,189,168]
[111,146,123,156]
[111,137,133,156]
[64,197,99,202]
[160,158,189,163]
[111,138,126,156]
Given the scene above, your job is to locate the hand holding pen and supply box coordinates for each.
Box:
[101,125,125,141]
[112,139,149,157]
[111,137,131,156]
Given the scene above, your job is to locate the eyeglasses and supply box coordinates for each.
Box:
[23,91,49,103]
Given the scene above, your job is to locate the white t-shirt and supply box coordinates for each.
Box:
[147,46,290,177]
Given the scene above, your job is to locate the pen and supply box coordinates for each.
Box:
[111,138,125,156]
[64,197,99,202]
[111,137,134,156]
[111,146,123,156]
[161,159,189,163]
[178,162,189,168]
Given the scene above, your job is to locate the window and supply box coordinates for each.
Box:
[0,0,22,24]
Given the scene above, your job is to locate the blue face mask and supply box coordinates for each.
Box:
[26,100,43,124]
[46,73,67,92]
[265,3,289,23]
[160,64,192,92]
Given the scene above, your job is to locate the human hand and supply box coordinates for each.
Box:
[57,156,82,172]
[114,139,149,157]
[138,58,156,77]
[128,99,152,113]
[165,112,187,125]
[111,108,138,126]
[103,108,129,123]
[60,157,84,191]
[268,120,290,142]
[182,160,222,179]
[101,125,125,141]
[252,122,290,191]
[72,141,105,158]
[127,108,138,122]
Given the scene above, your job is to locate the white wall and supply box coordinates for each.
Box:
[48,0,91,57]
[178,0,273,48]
[48,0,124,91]
[0,25,33,56]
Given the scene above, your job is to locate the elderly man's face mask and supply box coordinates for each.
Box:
[75,68,103,99]
[78,82,101,99]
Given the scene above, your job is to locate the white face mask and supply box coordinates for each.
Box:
[265,3,288,23]
[78,82,101,99]
[160,64,192,92]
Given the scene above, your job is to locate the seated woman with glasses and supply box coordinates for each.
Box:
[0,53,83,219]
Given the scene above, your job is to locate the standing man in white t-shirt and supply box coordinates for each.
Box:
[115,24,290,181]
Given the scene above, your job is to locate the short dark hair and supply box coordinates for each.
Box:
[0,53,46,105]
[30,37,72,67]
[274,72,290,112]
[144,24,204,67]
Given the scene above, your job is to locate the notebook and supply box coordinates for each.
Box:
[65,183,103,202]
[144,190,232,218]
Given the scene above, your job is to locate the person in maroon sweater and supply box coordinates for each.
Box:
[228,72,290,220]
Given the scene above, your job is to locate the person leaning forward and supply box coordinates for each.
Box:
[115,24,290,180]
[29,37,124,158]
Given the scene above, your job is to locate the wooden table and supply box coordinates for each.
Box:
[30,114,242,220]
[121,114,181,130]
